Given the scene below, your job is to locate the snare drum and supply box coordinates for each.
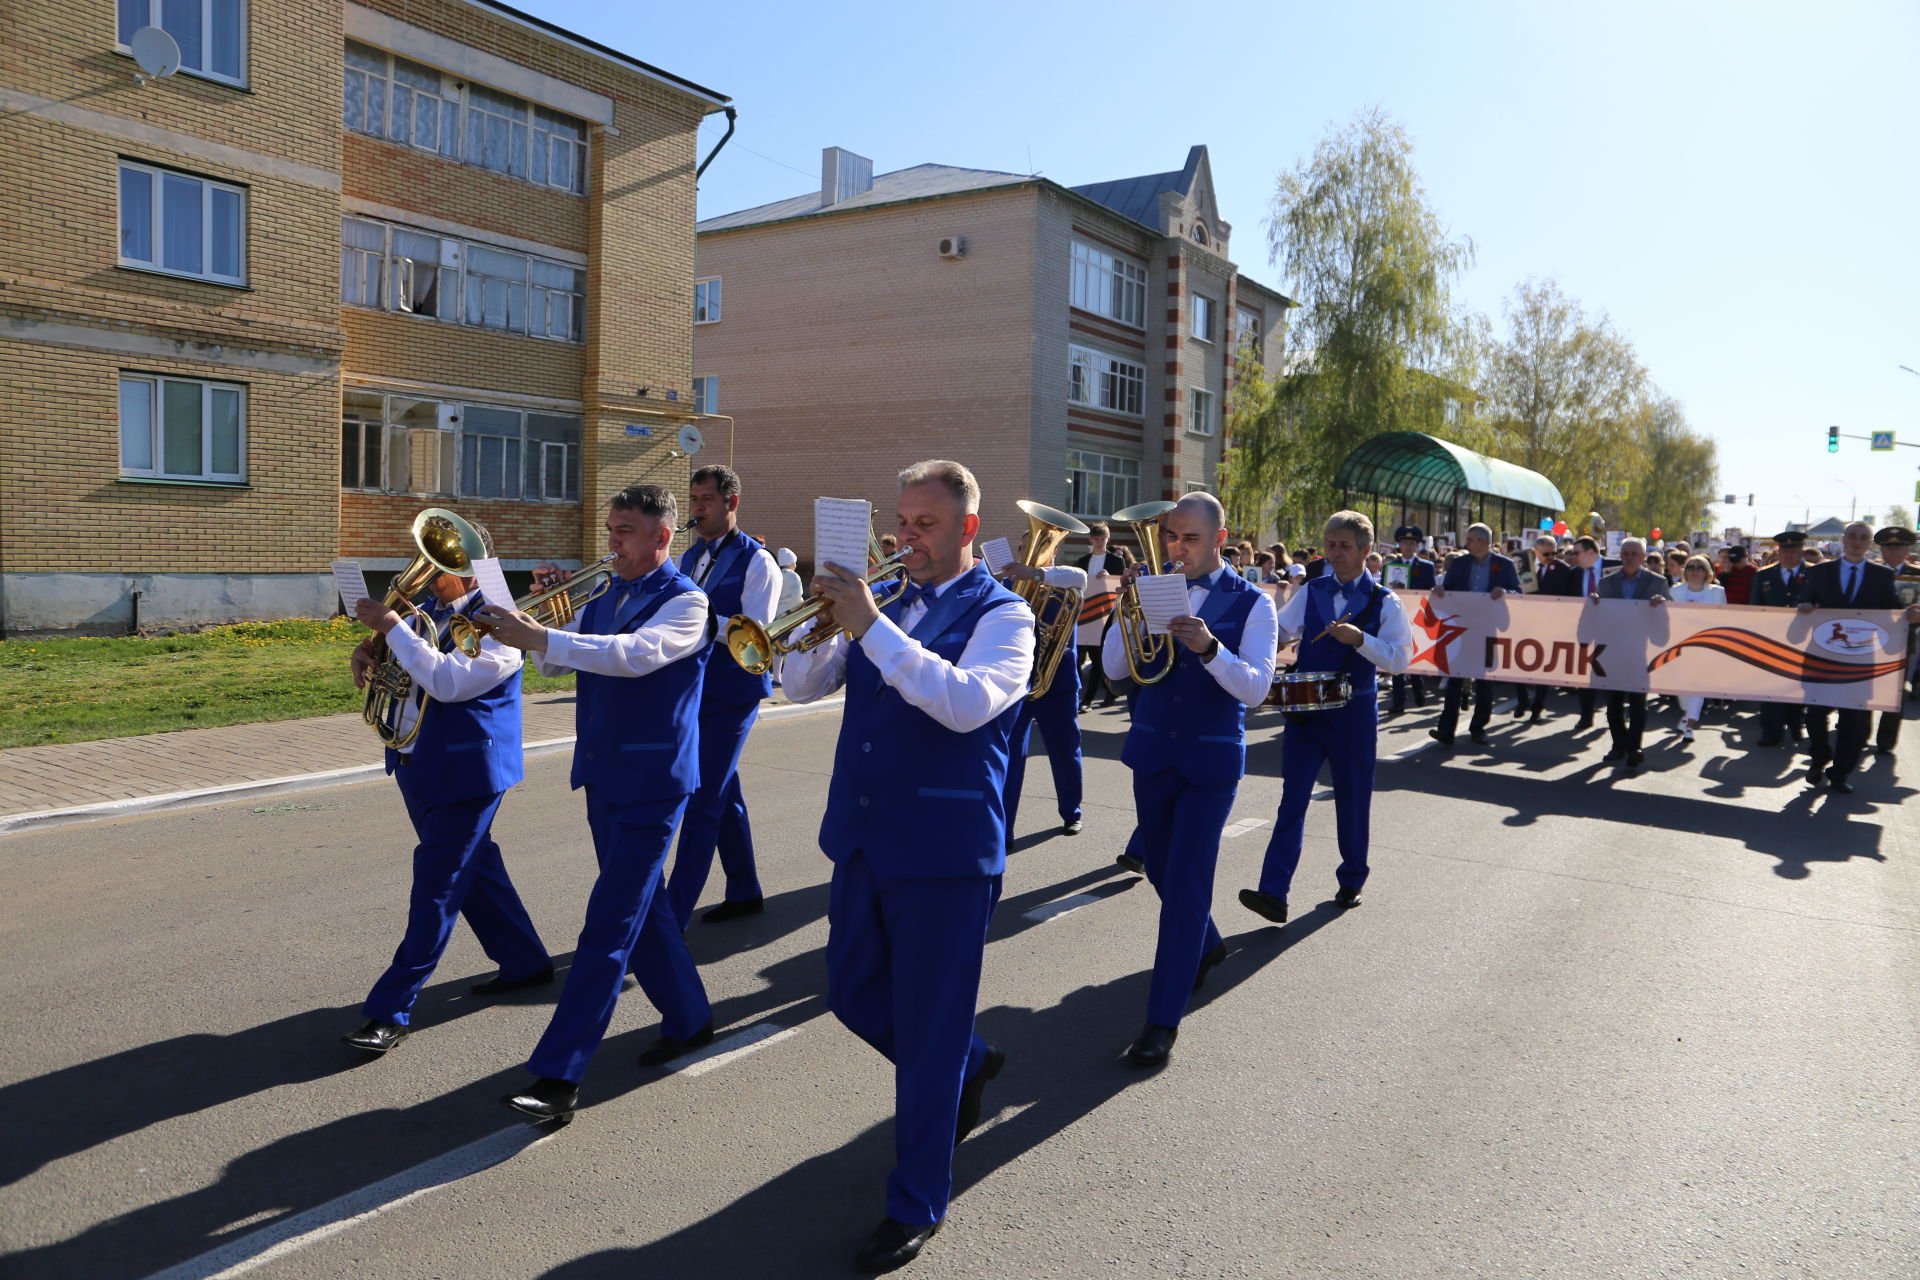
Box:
[1263,670,1351,711]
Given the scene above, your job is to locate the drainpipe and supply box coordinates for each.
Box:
[696,106,737,181]
[129,587,143,636]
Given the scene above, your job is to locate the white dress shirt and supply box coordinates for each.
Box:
[381,590,523,754]
[1274,573,1416,676]
[689,533,783,625]
[782,565,1036,733]
[1100,566,1280,708]
[533,563,709,679]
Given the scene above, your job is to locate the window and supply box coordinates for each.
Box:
[119,161,245,285]
[1189,388,1216,436]
[693,377,718,414]
[118,0,245,85]
[1191,294,1215,342]
[694,277,722,324]
[341,391,383,490]
[1191,222,1208,245]
[1067,345,1144,416]
[120,373,245,482]
[339,393,580,503]
[341,42,587,194]
[1069,240,1147,328]
[1233,305,1262,350]
[1065,449,1140,518]
[341,217,581,341]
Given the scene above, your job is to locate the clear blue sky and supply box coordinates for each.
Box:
[536,0,1920,533]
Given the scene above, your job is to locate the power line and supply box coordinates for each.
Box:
[730,142,818,181]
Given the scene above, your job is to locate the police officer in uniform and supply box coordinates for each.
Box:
[1750,531,1809,748]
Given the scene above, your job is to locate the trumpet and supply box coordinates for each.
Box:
[725,535,914,674]
[363,507,490,750]
[1110,500,1180,686]
[1006,500,1089,699]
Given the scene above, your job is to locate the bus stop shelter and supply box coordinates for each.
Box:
[1332,432,1566,544]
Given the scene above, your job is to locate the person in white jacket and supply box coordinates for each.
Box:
[1668,554,1726,742]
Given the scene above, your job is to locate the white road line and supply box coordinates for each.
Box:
[137,1126,560,1280]
[1222,817,1270,838]
[669,1022,800,1077]
[1024,892,1103,923]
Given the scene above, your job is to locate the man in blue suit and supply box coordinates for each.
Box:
[1429,522,1521,746]
[1102,493,1278,1071]
[1000,553,1089,841]
[1243,511,1413,925]
[340,568,553,1055]
[785,460,1034,1274]
[478,484,715,1121]
[1796,520,1920,792]
[666,464,782,927]
[1382,524,1436,715]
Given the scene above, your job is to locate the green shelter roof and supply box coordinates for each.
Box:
[1332,432,1566,511]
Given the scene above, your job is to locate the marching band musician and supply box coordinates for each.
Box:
[477,484,715,1122]
[1075,523,1129,711]
[1000,551,1090,842]
[782,460,1034,1273]
[341,569,553,1055]
[1102,492,1278,1070]
[1242,511,1413,926]
[666,464,782,927]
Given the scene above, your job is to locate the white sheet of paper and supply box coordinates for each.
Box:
[815,497,873,577]
[1606,530,1625,559]
[470,557,516,611]
[979,537,1013,577]
[330,560,373,610]
[1133,573,1190,636]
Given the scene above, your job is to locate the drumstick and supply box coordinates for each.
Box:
[1309,611,1354,645]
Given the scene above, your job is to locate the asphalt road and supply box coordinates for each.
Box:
[2,692,1915,1279]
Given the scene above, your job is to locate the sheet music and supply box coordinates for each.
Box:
[1133,573,1190,636]
[815,497,873,576]
[330,560,373,611]
[979,537,1013,577]
[470,557,516,611]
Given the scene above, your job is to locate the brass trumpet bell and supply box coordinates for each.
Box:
[1110,500,1180,686]
[1009,500,1089,699]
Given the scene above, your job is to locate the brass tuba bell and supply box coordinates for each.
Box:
[1007,500,1089,699]
[362,507,490,750]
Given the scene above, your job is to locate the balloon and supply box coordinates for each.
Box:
[1650,527,1663,541]
[1551,520,1568,536]
[1538,517,1553,531]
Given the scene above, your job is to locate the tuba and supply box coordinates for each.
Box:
[1110,500,1180,685]
[725,535,913,674]
[363,507,490,750]
[1007,500,1089,699]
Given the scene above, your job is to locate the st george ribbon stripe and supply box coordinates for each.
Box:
[1647,627,1907,683]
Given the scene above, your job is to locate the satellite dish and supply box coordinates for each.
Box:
[129,26,182,82]
[677,424,704,455]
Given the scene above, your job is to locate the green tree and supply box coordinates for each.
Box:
[1221,109,1473,541]
[1617,393,1720,539]
[1885,504,1913,531]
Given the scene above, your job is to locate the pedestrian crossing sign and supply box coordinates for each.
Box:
[1872,431,1895,451]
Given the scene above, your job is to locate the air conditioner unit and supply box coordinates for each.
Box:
[937,235,967,260]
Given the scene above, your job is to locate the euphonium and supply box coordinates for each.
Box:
[363,507,490,750]
[1007,499,1089,699]
[725,535,914,675]
[1110,500,1180,686]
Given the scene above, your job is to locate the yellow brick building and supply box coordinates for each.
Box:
[0,0,730,633]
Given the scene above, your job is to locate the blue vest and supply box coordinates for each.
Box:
[570,564,710,797]
[1122,568,1261,782]
[384,593,524,802]
[819,563,1027,878]
[680,530,773,708]
[1297,571,1389,700]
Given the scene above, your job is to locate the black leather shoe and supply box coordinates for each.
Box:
[1755,736,1783,748]
[854,1217,941,1273]
[1427,729,1455,746]
[470,964,555,996]
[638,1020,716,1067]
[1191,941,1228,991]
[1804,766,1827,789]
[954,1044,1005,1145]
[502,1077,578,1122]
[1062,818,1083,836]
[1626,749,1646,769]
[1468,727,1488,745]
[1528,709,1545,724]
[1115,851,1145,874]
[1126,1023,1178,1068]
[1829,773,1856,795]
[1603,747,1626,764]
[1574,715,1594,732]
[1238,888,1288,923]
[342,1020,408,1054]
[1512,705,1527,719]
[701,897,764,924]
[1334,886,1362,910]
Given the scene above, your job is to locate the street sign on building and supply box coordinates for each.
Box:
[1872,431,1896,452]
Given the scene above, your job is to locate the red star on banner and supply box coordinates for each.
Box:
[1411,596,1470,674]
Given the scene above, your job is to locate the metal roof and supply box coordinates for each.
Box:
[1333,432,1567,511]
[697,163,1033,233]
[1068,145,1204,231]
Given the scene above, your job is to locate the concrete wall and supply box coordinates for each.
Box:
[2,573,336,636]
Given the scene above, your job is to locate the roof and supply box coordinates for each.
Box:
[1332,432,1567,511]
[698,163,1034,233]
[458,0,730,108]
[1069,145,1205,231]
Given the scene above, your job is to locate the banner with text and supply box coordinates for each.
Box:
[1398,591,1910,712]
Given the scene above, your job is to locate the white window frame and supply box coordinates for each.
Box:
[1065,448,1141,519]
[340,392,384,492]
[119,373,247,483]
[1069,240,1148,329]
[339,392,581,504]
[1191,294,1216,343]
[694,277,722,324]
[1234,305,1263,349]
[693,376,718,415]
[1189,388,1217,437]
[117,0,247,88]
[118,160,247,286]
[340,216,583,344]
[1067,344,1145,417]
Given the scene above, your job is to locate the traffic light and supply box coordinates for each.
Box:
[1828,426,1840,453]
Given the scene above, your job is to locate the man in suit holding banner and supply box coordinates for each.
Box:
[1797,521,1920,792]
[1592,536,1671,770]
[1872,526,1920,752]
[1429,523,1521,746]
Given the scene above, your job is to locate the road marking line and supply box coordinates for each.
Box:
[138,1126,559,1280]
[1222,817,1270,838]
[1024,892,1102,923]
[669,1022,800,1077]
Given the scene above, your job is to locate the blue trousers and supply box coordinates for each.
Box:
[826,850,1001,1227]
[363,770,549,1026]
[666,699,764,927]
[1258,700,1378,900]
[1131,767,1236,1028]
[527,788,711,1084]
[1002,680,1083,836]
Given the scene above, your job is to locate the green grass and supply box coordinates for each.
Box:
[0,618,575,749]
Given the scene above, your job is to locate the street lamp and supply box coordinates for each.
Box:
[1835,479,1857,523]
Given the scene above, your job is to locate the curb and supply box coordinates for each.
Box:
[0,697,843,838]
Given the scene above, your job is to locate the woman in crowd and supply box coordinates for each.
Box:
[1668,554,1725,742]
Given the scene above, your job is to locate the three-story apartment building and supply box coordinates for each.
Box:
[0,0,729,633]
